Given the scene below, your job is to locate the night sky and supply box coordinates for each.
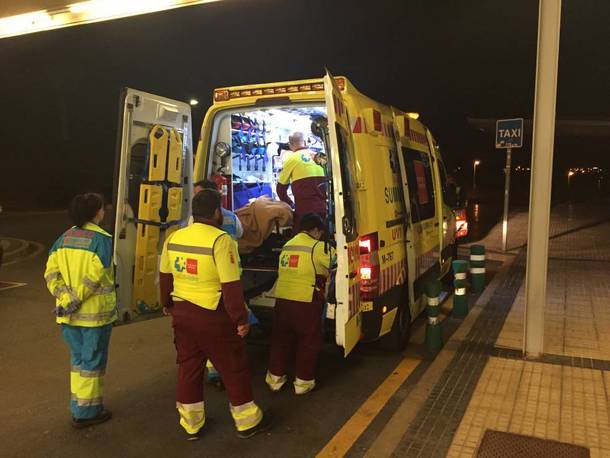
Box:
[1,0,609,209]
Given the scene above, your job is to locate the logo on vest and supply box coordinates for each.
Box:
[289,255,299,268]
[280,254,299,268]
[186,258,198,274]
[174,257,186,272]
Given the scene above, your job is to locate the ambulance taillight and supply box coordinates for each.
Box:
[359,233,379,300]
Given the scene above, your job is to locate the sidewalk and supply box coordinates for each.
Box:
[365,203,610,457]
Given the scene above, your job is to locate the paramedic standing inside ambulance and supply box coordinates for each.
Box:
[276,132,327,232]
[266,213,336,395]
[160,190,272,440]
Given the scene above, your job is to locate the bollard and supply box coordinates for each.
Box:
[425,280,443,354]
[452,260,469,318]
[470,245,486,293]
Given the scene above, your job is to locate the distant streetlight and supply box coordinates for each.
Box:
[568,170,574,187]
[473,160,481,190]
[189,99,199,106]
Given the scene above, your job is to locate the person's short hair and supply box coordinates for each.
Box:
[69,193,104,228]
[192,189,221,219]
[288,132,305,147]
[194,179,217,191]
[300,213,326,232]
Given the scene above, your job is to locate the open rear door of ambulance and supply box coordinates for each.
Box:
[323,73,361,356]
[113,88,193,321]
[390,109,418,315]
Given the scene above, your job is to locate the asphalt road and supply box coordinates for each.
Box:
[0,210,498,457]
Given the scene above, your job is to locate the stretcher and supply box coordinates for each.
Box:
[132,125,184,313]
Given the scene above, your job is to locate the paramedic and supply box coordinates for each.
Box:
[160,189,272,440]
[193,179,243,240]
[265,213,336,395]
[276,132,327,232]
[194,179,251,390]
[44,193,116,428]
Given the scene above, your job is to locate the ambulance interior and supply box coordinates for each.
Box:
[207,104,331,304]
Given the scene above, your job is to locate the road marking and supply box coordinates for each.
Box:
[0,281,27,292]
[316,356,421,458]
[317,296,454,458]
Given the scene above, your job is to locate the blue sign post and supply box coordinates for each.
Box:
[495,118,523,251]
[496,118,524,148]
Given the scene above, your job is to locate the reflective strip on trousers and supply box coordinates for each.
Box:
[427,297,440,306]
[294,377,315,395]
[470,267,486,274]
[71,365,105,378]
[284,245,314,254]
[265,371,287,391]
[80,369,105,378]
[455,287,466,296]
[71,311,115,322]
[168,243,213,256]
[176,401,205,434]
[454,272,467,280]
[71,394,103,407]
[470,254,486,261]
[230,401,263,431]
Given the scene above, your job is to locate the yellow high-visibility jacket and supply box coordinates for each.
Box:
[160,223,241,310]
[44,222,117,327]
[274,232,336,303]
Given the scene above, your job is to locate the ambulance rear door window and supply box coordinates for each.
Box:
[335,123,358,241]
[403,147,435,222]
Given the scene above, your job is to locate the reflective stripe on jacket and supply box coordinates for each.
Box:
[160,223,241,310]
[44,223,117,327]
[274,232,335,303]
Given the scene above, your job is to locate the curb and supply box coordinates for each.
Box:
[364,254,519,458]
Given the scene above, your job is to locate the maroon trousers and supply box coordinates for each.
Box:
[268,297,324,381]
[172,301,253,407]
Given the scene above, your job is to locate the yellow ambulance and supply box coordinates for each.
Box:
[113,73,457,356]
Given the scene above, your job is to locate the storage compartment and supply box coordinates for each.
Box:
[206,104,329,303]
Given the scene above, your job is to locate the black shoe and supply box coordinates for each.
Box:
[184,419,210,441]
[236,411,273,439]
[72,409,112,429]
[185,427,203,441]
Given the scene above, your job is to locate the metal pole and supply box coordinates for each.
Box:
[473,162,477,191]
[502,148,512,251]
[524,0,561,358]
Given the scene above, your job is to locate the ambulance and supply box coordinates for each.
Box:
[113,72,458,356]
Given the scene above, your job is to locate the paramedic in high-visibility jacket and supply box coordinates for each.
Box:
[266,213,336,395]
[276,132,327,232]
[44,193,116,428]
[159,189,272,440]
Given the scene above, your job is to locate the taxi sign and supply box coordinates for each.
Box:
[496,118,523,149]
